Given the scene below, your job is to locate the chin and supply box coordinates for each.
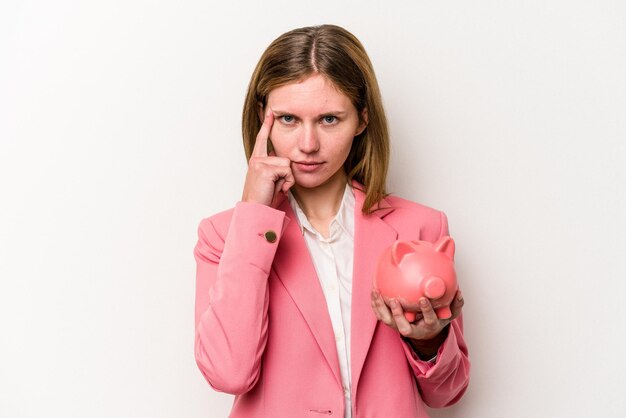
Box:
[294,174,345,191]
[292,166,347,190]
[291,172,324,186]
[293,179,328,190]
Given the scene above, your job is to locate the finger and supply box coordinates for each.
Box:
[274,178,286,195]
[281,167,296,193]
[397,298,421,312]
[269,161,295,193]
[411,311,425,323]
[370,290,388,322]
[419,298,440,327]
[371,290,395,326]
[389,299,413,337]
[252,109,274,158]
[397,299,424,322]
[268,162,294,208]
[370,289,383,321]
[450,290,464,319]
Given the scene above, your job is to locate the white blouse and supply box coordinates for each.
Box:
[288,182,355,418]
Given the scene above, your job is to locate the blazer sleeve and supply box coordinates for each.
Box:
[401,211,471,408]
[193,201,289,395]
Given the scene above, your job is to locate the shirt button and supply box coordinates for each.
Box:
[264,230,277,243]
[343,386,350,395]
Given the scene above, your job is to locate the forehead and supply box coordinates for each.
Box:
[267,74,354,113]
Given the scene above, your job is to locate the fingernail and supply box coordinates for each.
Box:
[389,299,397,308]
[457,291,463,301]
[420,298,428,307]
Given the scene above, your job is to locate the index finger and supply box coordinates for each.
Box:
[419,298,440,327]
[252,109,274,158]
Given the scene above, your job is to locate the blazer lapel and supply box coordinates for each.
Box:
[272,197,342,387]
[271,180,398,394]
[349,181,398,394]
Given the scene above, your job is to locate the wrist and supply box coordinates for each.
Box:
[405,324,450,360]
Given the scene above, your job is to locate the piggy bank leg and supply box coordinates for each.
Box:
[435,306,452,319]
[404,311,417,322]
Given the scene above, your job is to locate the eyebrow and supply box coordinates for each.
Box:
[272,110,349,117]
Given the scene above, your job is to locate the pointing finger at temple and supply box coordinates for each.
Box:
[252,109,274,158]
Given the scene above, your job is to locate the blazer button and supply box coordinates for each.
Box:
[264,230,277,243]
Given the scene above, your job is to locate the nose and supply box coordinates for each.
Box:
[298,124,320,153]
[424,276,446,300]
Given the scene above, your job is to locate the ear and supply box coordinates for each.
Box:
[434,236,455,260]
[355,107,368,136]
[391,240,415,266]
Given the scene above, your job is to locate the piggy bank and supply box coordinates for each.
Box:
[373,236,458,321]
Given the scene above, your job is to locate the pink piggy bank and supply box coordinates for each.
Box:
[373,236,458,322]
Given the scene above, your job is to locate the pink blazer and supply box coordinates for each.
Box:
[194,180,470,417]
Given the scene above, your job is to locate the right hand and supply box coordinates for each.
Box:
[241,109,296,208]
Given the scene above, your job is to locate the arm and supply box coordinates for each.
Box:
[404,210,470,407]
[401,313,470,407]
[194,201,289,395]
[371,292,470,407]
[370,210,470,407]
[195,107,295,394]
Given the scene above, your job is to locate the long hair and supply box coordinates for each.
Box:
[242,24,390,214]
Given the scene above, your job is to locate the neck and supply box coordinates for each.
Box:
[291,171,348,221]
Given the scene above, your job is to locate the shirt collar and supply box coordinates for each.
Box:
[287,182,355,241]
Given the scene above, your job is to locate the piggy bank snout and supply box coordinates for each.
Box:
[423,276,446,299]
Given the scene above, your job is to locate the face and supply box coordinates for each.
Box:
[264,73,367,192]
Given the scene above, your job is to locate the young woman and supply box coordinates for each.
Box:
[194,24,470,418]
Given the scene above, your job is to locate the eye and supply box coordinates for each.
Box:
[321,115,338,125]
[278,115,295,124]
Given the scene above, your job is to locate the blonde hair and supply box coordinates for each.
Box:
[242,24,390,214]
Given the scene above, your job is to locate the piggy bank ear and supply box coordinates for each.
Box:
[391,241,415,266]
[434,236,455,260]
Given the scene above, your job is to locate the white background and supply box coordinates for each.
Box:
[2,1,625,417]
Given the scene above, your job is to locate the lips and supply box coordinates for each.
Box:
[295,161,323,165]
[293,161,324,172]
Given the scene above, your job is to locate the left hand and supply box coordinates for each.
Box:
[370,289,464,342]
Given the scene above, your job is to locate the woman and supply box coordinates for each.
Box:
[194,24,470,417]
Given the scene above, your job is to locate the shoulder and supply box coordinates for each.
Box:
[383,194,442,217]
[380,194,449,242]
